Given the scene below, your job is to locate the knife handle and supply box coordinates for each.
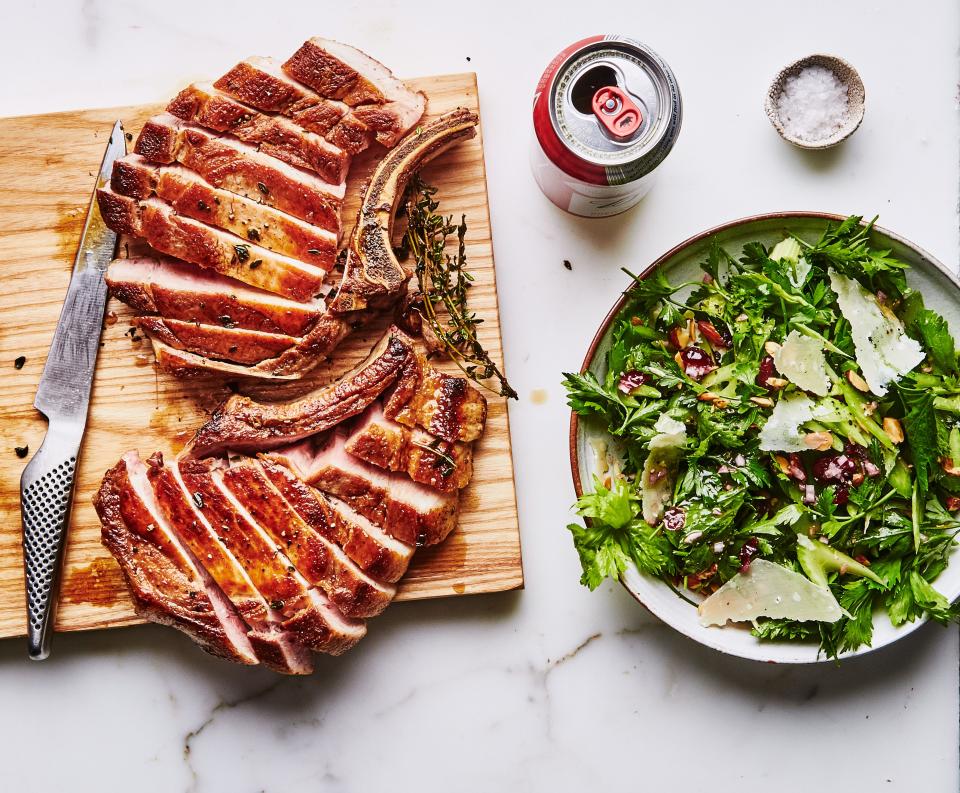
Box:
[20,420,83,660]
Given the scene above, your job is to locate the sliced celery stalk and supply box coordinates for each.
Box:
[888,460,912,499]
[796,534,886,587]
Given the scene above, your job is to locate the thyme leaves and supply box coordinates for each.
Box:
[403,175,516,399]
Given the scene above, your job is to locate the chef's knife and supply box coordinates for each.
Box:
[20,120,125,660]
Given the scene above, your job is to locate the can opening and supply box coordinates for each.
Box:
[570,64,618,114]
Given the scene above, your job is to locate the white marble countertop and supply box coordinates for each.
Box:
[2,1,958,790]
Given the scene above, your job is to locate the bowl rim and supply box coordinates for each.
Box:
[568,211,959,661]
[764,53,866,149]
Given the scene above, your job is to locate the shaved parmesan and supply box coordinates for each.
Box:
[698,559,844,627]
[773,330,830,396]
[758,393,816,452]
[829,270,924,395]
[641,414,687,526]
[653,414,686,437]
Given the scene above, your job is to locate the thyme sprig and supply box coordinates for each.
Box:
[403,175,517,399]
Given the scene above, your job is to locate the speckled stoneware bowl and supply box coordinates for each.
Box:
[570,213,960,664]
[764,54,865,149]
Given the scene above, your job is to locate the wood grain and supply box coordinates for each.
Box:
[0,72,522,639]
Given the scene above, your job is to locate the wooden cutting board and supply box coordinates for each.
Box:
[0,72,522,639]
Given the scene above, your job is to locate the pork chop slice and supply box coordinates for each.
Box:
[92,452,264,668]
[97,187,327,301]
[213,56,373,154]
[187,328,421,454]
[146,456,314,673]
[221,459,395,617]
[348,101,427,149]
[143,311,352,380]
[135,317,298,366]
[135,113,344,231]
[345,401,473,492]
[384,356,488,444]
[180,457,366,654]
[112,156,337,267]
[106,257,324,336]
[272,430,459,547]
[282,39,426,146]
[215,56,350,126]
[258,458,413,584]
[167,83,349,184]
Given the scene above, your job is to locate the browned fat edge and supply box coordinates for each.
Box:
[112,158,154,198]
[567,211,850,499]
[430,376,469,443]
[96,188,140,235]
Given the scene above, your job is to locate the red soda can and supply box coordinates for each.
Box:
[531,35,682,217]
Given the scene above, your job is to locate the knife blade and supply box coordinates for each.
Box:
[20,120,125,660]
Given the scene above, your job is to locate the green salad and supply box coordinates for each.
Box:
[564,217,960,658]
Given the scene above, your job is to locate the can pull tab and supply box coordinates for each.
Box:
[591,85,642,141]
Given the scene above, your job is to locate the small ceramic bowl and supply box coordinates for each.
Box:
[764,54,865,150]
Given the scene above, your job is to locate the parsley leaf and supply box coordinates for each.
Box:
[563,371,625,421]
[913,309,957,374]
[568,477,674,589]
[899,385,938,499]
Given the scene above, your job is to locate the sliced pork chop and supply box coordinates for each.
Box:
[134,111,480,381]
[258,458,413,584]
[282,38,426,147]
[136,317,298,366]
[186,327,487,448]
[143,311,352,380]
[167,83,349,184]
[97,187,326,301]
[181,457,365,654]
[106,257,323,336]
[272,430,459,547]
[112,156,337,267]
[93,452,262,668]
[135,113,344,230]
[214,56,373,154]
[188,328,421,454]
[147,456,313,674]
[345,402,473,492]
[221,460,395,617]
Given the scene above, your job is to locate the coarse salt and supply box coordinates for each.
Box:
[776,65,849,142]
